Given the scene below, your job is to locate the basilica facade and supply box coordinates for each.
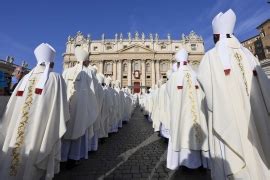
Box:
[63,31,205,93]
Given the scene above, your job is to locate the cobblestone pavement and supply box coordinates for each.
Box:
[54,107,211,180]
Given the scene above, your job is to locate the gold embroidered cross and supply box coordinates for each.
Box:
[185,73,201,144]
[234,52,249,96]
[10,78,36,176]
[234,52,242,62]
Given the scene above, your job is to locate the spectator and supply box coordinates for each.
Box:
[10,66,25,94]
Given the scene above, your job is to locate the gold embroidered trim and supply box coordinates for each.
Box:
[185,73,201,144]
[234,52,249,96]
[9,78,36,176]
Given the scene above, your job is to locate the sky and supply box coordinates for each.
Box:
[0,0,269,73]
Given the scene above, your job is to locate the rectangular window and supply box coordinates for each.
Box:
[106,46,112,50]
[146,45,150,48]
[161,45,166,50]
[175,46,179,51]
[123,45,127,48]
[123,76,127,79]
[191,44,196,51]
[147,76,151,78]
[93,46,98,51]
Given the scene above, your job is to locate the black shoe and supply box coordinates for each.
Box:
[66,160,80,170]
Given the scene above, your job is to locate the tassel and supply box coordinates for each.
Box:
[35,88,43,95]
[177,86,183,90]
[224,69,231,76]
[16,91,24,96]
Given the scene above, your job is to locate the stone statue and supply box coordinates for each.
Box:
[182,33,185,40]
[6,56,14,64]
[149,33,153,42]
[135,31,139,40]
[200,35,203,41]
[155,33,159,42]
[128,32,131,41]
[68,35,72,42]
[87,34,91,42]
[120,33,123,41]
[167,33,171,41]
[115,33,118,42]
[141,32,145,41]
[77,31,82,36]
[21,60,28,68]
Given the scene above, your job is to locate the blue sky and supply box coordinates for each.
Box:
[0,0,269,73]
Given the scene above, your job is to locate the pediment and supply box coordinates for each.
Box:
[117,44,155,53]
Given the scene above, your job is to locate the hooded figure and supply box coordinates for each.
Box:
[166,48,209,170]
[61,46,98,163]
[0,43,69,180]
[198,9,270,180]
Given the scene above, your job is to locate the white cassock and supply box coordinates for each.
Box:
[61,64,98,161]
[123,92,132,122]
[151,87,161,132]
[102,86,114,135]
[198,36,270,180]
[145,92,154,122]
[166,65,209,170]
[0,66,69,180]
[106,86,118,133]
[112,88,121,130]
[148,89,157,122]
[88,72,104,152]
[92,77,107,140]
[114,87,125,128]
[119,90,126,123]
[96,73,109,138]
[158,83,171,139]
[98,86,112,138]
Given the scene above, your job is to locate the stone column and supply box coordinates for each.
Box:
[155,60,160,82]
[117,60,122,85]
[151,60,156,88]
[113,60,117,81]
[141,60,146,93]
[127,60,132,87]
[99,60,104,73]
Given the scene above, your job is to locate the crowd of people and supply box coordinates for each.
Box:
[0,44,136,179]
[139,9,270,180]
[0,8,270,180]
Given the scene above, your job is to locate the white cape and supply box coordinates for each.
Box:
[198,38,270,180]
[62,65,98,140]
[0,66,69,180]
